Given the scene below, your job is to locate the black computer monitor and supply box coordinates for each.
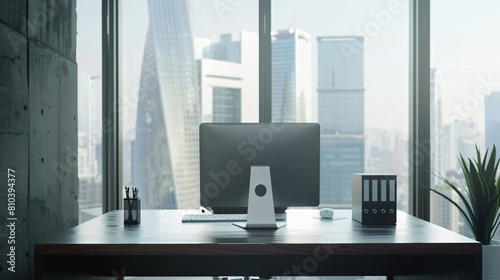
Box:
[199,123,320,213]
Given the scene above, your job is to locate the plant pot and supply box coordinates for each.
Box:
[483,240,500,279]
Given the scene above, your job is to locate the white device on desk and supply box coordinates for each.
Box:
[319,208,334,219]
[182,213,247,222]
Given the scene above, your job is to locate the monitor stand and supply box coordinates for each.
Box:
[234,166,286,230]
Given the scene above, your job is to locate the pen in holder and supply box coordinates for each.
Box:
[124,186,141,225]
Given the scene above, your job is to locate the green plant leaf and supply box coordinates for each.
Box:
[432,173,476,223]
[459,155,476,207]
[426,144,500,244]
[485,146,499,200]
[425,184,476,237]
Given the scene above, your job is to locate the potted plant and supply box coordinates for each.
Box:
[424,145,500,278]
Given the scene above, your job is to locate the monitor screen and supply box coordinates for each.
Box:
[199,123,320,213]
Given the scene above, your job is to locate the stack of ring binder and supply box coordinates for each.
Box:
[352,174,396,225]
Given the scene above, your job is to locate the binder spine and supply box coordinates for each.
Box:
[352,174,396,225]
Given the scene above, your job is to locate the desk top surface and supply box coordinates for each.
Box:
[36,209,480,256]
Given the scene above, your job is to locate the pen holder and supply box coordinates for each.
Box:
[124,198,141,225]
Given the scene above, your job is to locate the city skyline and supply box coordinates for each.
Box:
[94,0,500,137]
[120,0,411,134]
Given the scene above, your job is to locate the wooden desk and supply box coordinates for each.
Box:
[35,209,482,279]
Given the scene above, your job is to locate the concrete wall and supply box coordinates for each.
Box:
[0,0,78,279]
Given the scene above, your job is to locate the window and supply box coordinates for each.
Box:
[107,0,449,225]
[430,0,500,238]
[76,0,103,223]
[119,0,409,212]
[119,0,259,209]
[271,0,410,209]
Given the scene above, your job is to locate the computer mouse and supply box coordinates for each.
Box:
[319,208,334,219]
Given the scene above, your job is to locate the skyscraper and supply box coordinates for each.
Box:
[430,182,462,234]
[203,33,242,63]
[77,73,99,176]
[430,68,442,187]
[317,36,365,205]
[455,118,482,159]
[271,28,313,122]
[197,31,259,123]
[133,0,200,209]
[77,72,102,222]
[441,123,456,173]
[441,118,482,174]
[485,91,500,150]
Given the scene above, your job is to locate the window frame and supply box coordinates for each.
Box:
[102,0,121,212]
[409,0,431,220]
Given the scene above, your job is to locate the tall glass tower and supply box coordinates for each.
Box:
[317,36,365,205]
[133,0,200,209]
[271,28,313,122]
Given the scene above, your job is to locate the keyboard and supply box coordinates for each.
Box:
[182,213,287,223]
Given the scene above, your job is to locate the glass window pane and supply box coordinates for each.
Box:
[271,0,409,210]
[430,0,500,239]
[76,0,103,223]
[120,0,259,209]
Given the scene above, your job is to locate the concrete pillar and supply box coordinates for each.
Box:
[0,0,78,279]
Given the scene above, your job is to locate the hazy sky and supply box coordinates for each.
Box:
[76,0,101,75]
[77,0,500,137]
[431,0,500,135]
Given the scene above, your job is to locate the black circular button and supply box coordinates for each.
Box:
[255,184,267,197]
